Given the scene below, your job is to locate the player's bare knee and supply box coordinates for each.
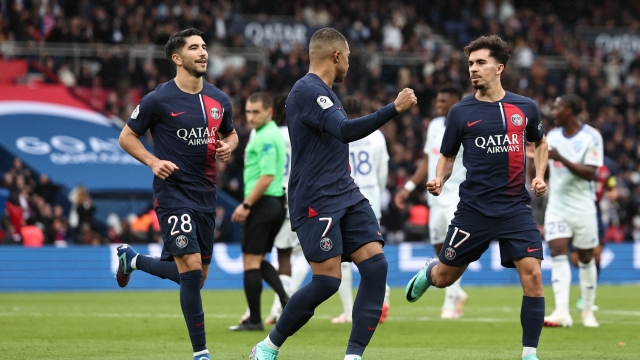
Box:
[576,249,593,264]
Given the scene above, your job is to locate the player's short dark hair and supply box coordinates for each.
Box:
[437,85,464,100]
[272,94,288,126]
[342,96,361,118]
[309,27,347,50]
[463,35,510,67]
[559,94,583,115]
[165,28,205,66]
[247,92,273,110]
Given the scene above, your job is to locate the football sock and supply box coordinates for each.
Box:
[579,259,597,313]
[136,255,180,284]
[244,269,263,324]
[551,255,571,312]
[179,270,206,353]
[267,274,293,318]
[338,262,354,315]
[522,347,536,358]
[279,274,292,296]
[290,249,310,292]
[384,283,391,305]
[269,275,341,347]
[443,277,464,311]
[347,253,388,357]
[521,296,544,350]
[261,260,289,306]
[425,259,439,286]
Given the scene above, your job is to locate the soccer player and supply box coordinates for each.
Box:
[331,96,391,325]
[250,27,417,360]
[404,35,548,360]
[116,28,238,360]
[228,92,289,331]
[264,94,311,324]
[394,85,468,320]
[543,94,603,328]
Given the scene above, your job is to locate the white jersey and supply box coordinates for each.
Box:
[349,130,389,220]
[425,116,466,208]
[546,125,603,215]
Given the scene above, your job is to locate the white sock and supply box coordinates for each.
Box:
[443,277,463,311]
[290,248,310,293]
[131,254,139,270]
[522,346,536,358]
[344,355,361,360]
[384,283,391,305]
[338,262,353,315]
[265,335,280,351]
[551,255,571,313]
[279,274,292,296]
[579,258,597,313]
[194,349,209,356]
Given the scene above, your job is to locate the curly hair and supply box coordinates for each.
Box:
[463,35,510,66]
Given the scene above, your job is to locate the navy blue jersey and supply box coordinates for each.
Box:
[287,73,365,230]
[127,79,234,212]
[440,91,544,218]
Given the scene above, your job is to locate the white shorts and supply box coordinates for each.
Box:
[274,218,300,249]
[544,211,598,249]
[429,204,457,245]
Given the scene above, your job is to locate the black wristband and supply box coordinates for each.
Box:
[242,202,252,210]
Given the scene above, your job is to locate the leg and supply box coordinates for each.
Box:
[346,241,388,358]
[332,262,353,324]
[513,257,544,360]
[238,253,266,327]
[546,237,572,318]
[576,247,599,326]
[174,252,208,356]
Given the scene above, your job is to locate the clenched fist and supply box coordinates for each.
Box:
[394,88,418,113]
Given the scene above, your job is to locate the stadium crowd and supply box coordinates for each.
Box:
[2,0,640,244]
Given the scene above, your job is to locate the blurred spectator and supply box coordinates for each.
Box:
[21,217,44,247]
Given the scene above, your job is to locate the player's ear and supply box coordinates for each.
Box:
[172,53,182,67]
[496,63,504,75]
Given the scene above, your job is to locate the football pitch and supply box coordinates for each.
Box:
[0,285,638,359]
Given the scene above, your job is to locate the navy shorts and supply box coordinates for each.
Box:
[156,207,215,265]
[439,209,543,268]
[295,199,384,263]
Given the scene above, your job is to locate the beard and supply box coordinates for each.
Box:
[184,61,207,78]
[472,83,485,90]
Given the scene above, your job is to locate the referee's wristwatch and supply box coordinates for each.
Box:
[242,202,252,210]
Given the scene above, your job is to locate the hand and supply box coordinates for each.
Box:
[394,189,410,210]
[231,204,250,223]
[394,88,417,113]
[216,140,232,161]
[150,159,179,180]
[548,147,561,161]
[531,177,547,197]
[426,178,443,196]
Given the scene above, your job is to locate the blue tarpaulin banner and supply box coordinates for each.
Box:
[0,242,638,291]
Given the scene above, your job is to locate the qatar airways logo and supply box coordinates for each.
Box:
[176,126,218,145]
[475,134,520,153]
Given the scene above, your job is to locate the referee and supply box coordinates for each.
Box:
[230,92,288,331]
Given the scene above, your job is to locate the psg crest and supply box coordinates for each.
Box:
[176,235,189,248]
[510,114,523,126]
[445,247,456,260]
[320,237,333,251]
[210,107,221,120]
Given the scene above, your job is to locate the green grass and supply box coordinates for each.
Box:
[0,285,638,359]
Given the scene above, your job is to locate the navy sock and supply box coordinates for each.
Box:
[269,275,340,347]
[244,269,263,324]
[136,255,180,284]
[521,296,544,348]
[180,270,206,352]
[260,260,289,306]
[347,253,388,357]
[425,259,439,286]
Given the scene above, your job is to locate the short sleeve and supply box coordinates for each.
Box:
[127,93,158,135]
[525,100,544,142]
[294,85,340,132]
[257,136,278,176]
[584,132,604,167]
[218,97,234,135]
[440,107,463,155]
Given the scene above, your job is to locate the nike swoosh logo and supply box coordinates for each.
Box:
[196,322,204,327]
[171,111,185,117]
[406,279,416,301]
[368,326,376,331]
[527,247,541,253]
[467,119,482,127]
